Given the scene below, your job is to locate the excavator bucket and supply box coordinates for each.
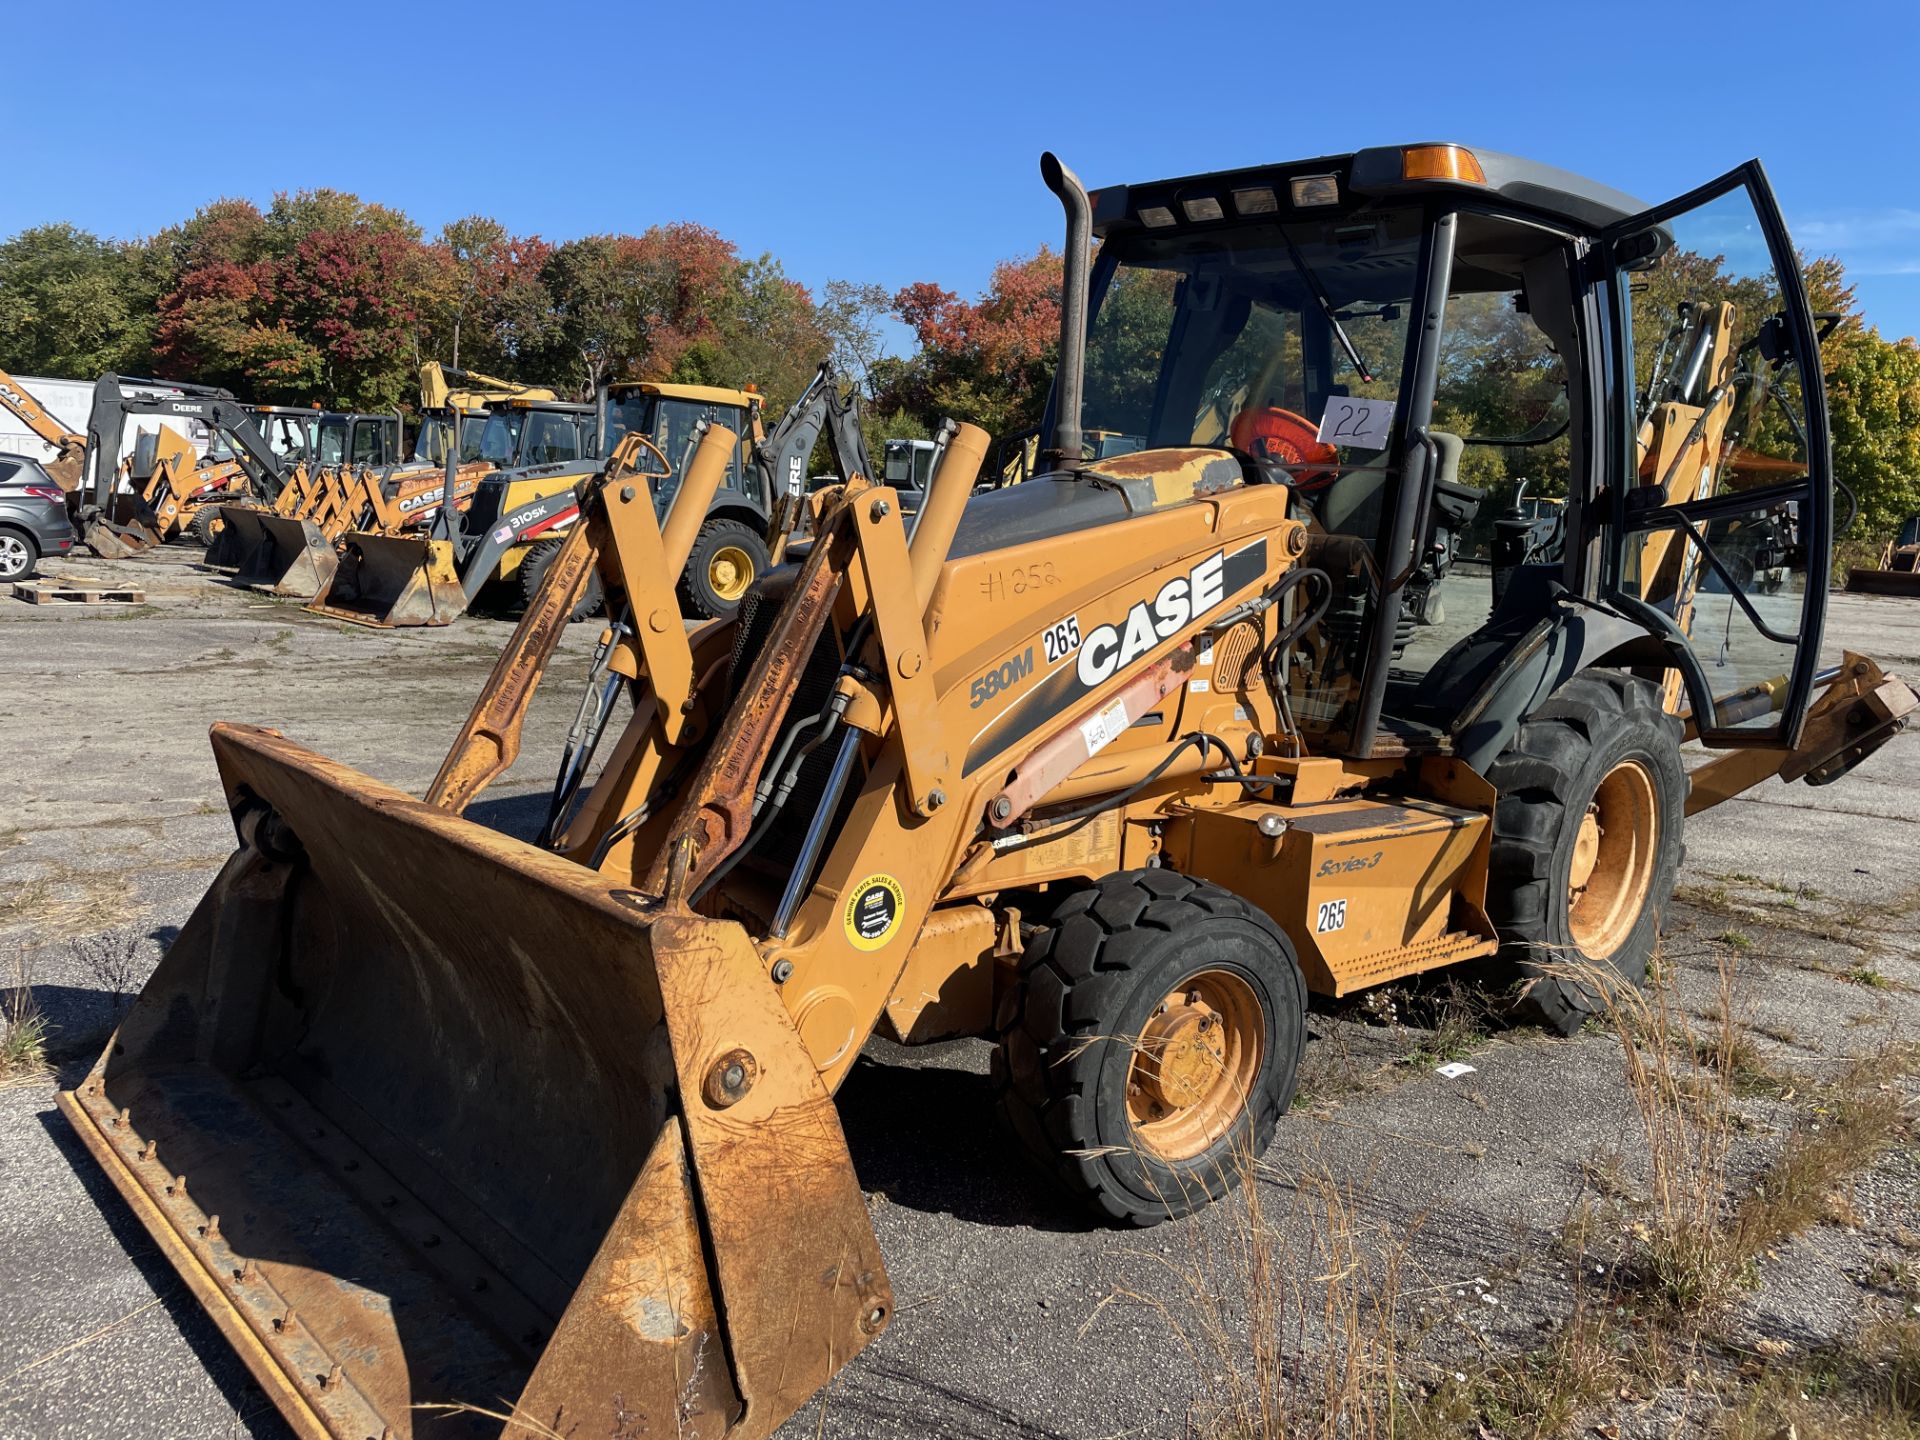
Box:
[233,514,339,598]
[305,534,467,627]
[59,722,890,1440]
[81,512,158,559]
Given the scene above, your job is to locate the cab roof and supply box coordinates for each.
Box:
[608,381,759,408]
[1090,142,1649,239]
[503,398,594,414]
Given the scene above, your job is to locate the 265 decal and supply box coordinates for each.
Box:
[1042,616,1080,663]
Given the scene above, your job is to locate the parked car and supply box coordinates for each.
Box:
[0,452,76,582]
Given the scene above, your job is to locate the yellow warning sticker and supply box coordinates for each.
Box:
[843,873,906,951]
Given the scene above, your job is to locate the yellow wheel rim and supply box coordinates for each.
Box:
[1568,759,1659,956]
[709,545,754,603]
[1125,969,1264,1162]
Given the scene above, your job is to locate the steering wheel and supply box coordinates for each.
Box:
[1229,406,1339,488]
[607,430,673,480]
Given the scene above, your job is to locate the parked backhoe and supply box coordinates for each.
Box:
[63,145,1916,1440]
[1847,514,1920,595]
[74,376,294,558]
[217,371,572,598]
[306,377,804,627]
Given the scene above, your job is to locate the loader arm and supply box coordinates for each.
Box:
[420,360,561,412]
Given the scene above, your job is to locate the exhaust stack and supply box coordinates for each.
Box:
[1040,152,1092,472]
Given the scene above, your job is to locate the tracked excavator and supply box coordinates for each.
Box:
[64,145,1917,1438]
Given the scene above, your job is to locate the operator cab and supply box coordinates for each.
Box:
[469,399,596,470]
[1042,142,1833,762]
[599,382,758,512]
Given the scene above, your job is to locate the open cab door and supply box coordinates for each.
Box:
[1599,163,1914,805]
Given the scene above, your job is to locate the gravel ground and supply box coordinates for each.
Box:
[0,546,1916,1440]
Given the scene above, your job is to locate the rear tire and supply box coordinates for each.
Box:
[679,518,768,619]
[1485,670,1685,1034]
[189,508,221,548]
[517,537,602,621]
[0,526,39,582]
[991,870,1307,1226]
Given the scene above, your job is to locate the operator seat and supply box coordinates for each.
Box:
[1316,430,1466,540]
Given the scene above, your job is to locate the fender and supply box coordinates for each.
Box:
[1430,592,1663,772]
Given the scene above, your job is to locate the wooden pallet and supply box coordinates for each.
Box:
[12,580,146,605]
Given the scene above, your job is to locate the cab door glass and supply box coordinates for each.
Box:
[1617,180,1819,737]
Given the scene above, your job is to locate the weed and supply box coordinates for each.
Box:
[1847,966,1891,989]
[1729,1048,1919,1262]
[1719,930,1756,952]
[1,952,49,1088]
[71,929,146,1013]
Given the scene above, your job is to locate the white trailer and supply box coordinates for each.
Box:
[0,373,211,492]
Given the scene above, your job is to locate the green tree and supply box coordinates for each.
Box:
[672,255,828,411]
[0,224,153,375]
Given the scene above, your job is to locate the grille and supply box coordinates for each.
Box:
[1210,621,1261,697]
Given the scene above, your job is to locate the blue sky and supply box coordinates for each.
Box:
[10,0,1919,345]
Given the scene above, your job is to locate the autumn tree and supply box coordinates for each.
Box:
[417,217,554,374]
[881,247,1062,437]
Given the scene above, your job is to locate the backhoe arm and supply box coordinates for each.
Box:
[0,368,86,490]
[753,363,875,559]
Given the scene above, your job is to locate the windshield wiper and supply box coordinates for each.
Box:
[1281,229,1373,384]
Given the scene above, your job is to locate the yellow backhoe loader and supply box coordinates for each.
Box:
[63,145,1917,1439]
[73,376,299,557]
[214,370,565,596]
[1847,515,1920,595]
[307,379,782,627]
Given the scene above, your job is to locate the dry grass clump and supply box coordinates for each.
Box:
[1106,1145,1419,1440]
[1718,1312,1920,1440]
[1,951,50,1088]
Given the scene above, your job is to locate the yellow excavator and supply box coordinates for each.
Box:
[0,367,88,492]
[61,146,1919,1439]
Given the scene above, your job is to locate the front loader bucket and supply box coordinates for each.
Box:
[306,533,467,627]
[234,514,338,599]
[59,722,890,1440]
[204,504,266,569]
[1847,566,1920,596]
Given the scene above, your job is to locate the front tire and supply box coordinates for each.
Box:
[1486,670,1685,1034]
[517,536,602,621]
[992,870,1307,1226]
[679,518,768,619]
